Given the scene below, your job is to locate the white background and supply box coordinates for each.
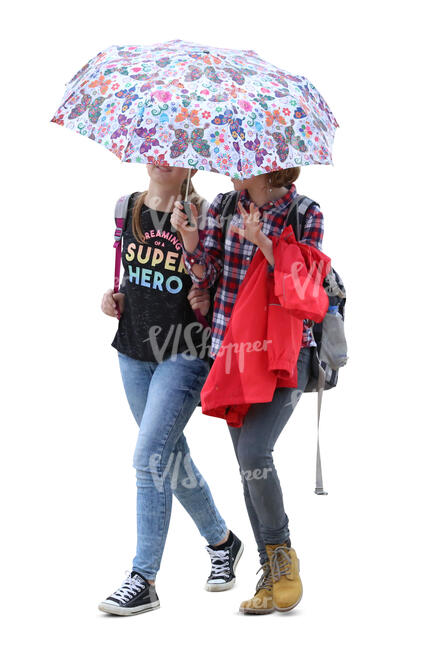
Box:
[2,1,432,648]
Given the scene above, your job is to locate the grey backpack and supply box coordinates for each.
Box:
[284,195,348,495]
[221,191,348,495]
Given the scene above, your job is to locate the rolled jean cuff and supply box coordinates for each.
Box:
[132,566,157,582]
[205,525,229,546]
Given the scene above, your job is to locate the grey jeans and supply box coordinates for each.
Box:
[228,345,313,565]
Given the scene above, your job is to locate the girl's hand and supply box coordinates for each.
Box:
[187,285,211,316]
[101,289,125,318]
[230,200,264,245]
[171,201,199,233]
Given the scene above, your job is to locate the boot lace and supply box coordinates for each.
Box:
[270,545,293,581]
[109,573,146,604]
[206,547,230,579]
[255,562,273,592]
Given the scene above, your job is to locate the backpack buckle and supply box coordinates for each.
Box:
[114,227,123,241]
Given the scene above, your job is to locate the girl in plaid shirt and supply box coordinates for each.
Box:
[172,167,325,616]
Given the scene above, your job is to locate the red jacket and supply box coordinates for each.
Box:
[200,225,331,427]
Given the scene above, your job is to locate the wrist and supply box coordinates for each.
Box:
[182,230,200,254]
[256,230,269,248]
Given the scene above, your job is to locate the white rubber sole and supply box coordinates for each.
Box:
[98,599,160,616]
[205,541,244,592]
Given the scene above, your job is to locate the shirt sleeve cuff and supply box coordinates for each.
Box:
[182,242,206,266]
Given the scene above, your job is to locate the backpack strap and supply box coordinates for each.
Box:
[113,194,133,293]
[314,358,328,495]
[285,193,328,495]
[221,190,240,239]
[285,194,320,241]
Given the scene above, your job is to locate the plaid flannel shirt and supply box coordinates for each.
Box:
[182,183,324,359]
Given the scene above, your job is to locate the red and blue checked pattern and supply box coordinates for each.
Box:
[182,184,325,359]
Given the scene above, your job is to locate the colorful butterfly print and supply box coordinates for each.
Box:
[209,92,229,103]
[244,136,268,166]
[114,48,142,60]
[205,66,223,84]
[170,128,210,158]
[188,52,223,66]
[233,141,242,173]
[111,142,125,160]
[293,106,307,119]
[115,86,139,112]
[311,114,328,133]
[299,82,315,103]
[287,74,304,83]
[211,109,245,141]
[140,79,163,92]
[286,122,307,152]
[111,114,134,140]
[129,71,159,82]
[124,141,135,160]
[271,121,308,159]
[184,65,223,84]
[184,65,202,82]
[252,93,275,110]
[274,88,291,98]
[103,65,130,77]
[146,153,169,166]
[268,73,288,88]
[224,66,256,85]
[51,112,65,126]
[270,131,290,162]
[156,56,170,67]
[135,126,160,154]
[89,74,112,95]
[168,78,185,90]
[265,110,286,127]
[67,91,107,124]
[175,107,200,126]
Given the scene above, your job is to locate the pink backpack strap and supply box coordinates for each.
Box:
[113,194,132,293]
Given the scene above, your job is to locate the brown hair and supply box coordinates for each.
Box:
[131,177,204,243]
[266,166,301,189]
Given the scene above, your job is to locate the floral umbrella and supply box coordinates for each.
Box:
[51,39,339,179]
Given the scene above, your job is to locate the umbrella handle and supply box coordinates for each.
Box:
[184,167,191,201]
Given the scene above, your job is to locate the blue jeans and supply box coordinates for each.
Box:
[228,345,313,565]
[118,351,227,581]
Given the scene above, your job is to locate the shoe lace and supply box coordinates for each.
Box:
[255,562,273,592]
[270,545,293,581]
[206,547,231,578]
[110,573,145,604]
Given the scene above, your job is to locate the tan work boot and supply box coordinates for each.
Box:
[239,561,275,615]
[265,543,302,612]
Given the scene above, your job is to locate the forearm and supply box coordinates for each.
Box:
[176,227,208,280]
[180,227,200,254]
[257,230,275,267]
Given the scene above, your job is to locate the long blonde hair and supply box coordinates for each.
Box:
[132,177,204,243]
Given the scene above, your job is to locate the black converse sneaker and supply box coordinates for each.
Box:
[205,531,244,591]
[98,571,160,616]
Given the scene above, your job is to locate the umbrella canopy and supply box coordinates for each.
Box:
[51,40,339,179]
